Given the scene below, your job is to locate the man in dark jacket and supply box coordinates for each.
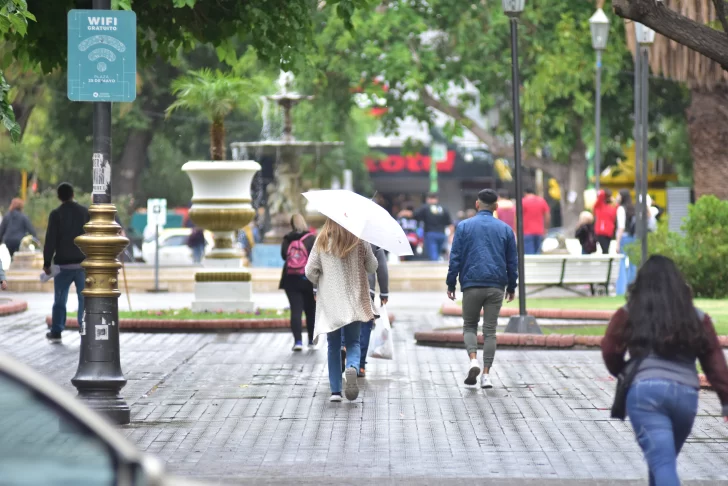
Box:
[43,183,89,343]
[446,189,517,389]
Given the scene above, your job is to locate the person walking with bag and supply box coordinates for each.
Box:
[280,214,316,351]
[602,255,728,486]
[446,189,518,389]
[305,218,378,402]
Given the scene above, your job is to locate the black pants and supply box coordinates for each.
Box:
[5,242,19,258]
[285,287,316,343]
[597,235,612,254]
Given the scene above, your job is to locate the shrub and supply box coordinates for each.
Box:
[627,196,728,298]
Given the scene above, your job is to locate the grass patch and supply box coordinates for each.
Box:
[542,326,607,336]
[68,308,290,320]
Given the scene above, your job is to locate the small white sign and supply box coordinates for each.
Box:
[146,198,167,228]
[95,325,108,340]
[92,153,111,196]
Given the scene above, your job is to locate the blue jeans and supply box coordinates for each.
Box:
[51,268,85,335]
[343,320,374,371]
[523,235,543,255]
[627,379,698,486]
[616,234,637,296]
[192,245,205,263]
[328,322,362,393]
[424,232,446,261]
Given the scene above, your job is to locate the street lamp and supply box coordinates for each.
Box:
[502,0,540,335]
[634,23,654,267]
[589,8,609,193]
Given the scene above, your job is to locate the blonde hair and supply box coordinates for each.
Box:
[315,218,360,258]
[290,214,308,232]
[579,211,594,225]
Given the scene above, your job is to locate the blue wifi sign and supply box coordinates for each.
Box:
[67,10,136,102]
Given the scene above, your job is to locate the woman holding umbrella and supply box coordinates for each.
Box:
[305,218,378,402]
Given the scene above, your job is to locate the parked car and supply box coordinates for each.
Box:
[0,352,204,486]
[141,228,214,266]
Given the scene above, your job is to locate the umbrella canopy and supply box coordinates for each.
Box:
[303,190,414,256]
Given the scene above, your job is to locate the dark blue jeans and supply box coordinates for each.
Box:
[327,322,362,393]
[523,235,543,255]
[424,231,446,261]
[627,379,699,486]
[51,268,85,335]
[343,320,374,370]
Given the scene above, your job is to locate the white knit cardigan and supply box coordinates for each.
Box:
[305,239,378,338]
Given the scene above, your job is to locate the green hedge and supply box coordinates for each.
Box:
[627,196,728,298]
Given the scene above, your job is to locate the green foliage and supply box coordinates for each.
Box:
[167,68,262,124]
[0,71,20,142]
[628,196,728,298]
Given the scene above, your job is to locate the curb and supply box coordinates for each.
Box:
[441,302,614,320]
[415,330,719,390]
[414,330,728,349]
[45,314,396,332]
[0,300,28,317]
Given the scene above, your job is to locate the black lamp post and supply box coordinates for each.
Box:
[634,22,655,267]
[502,0,540,335]
[589,8,609,193]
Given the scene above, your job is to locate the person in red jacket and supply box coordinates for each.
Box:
[593,189,617,254]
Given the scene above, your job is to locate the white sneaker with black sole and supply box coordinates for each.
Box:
[464,359,480,386]
[330,393,343,402]
[344,367,359,401]
[480,373,493,389]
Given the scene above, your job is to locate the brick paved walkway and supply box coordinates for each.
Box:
[1,311,727,485]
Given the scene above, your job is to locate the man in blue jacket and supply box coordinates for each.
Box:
[446,188,518,389]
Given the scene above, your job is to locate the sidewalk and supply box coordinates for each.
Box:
[1,311,727,483]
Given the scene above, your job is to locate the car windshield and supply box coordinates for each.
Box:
[0,373,115,485]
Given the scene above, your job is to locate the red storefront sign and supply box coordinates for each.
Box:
[365,150,456,173]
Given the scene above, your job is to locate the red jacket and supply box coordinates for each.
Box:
[593,190,617,238]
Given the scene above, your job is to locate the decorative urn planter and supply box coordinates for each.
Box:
[182,160,261,312]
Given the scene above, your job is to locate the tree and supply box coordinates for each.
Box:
[166,68,265,161]
[613,0,728,71]
[306,0,637,232]
[623,0,728,199]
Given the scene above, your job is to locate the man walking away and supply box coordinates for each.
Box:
[447,189,517,388]
[521,188,550,255]
[415,193,453,262]
[44,183,90,343]
[494,189,516,232]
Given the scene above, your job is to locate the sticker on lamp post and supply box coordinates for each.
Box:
[67,10,137,102]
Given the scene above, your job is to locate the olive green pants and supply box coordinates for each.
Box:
[462,287,505,368]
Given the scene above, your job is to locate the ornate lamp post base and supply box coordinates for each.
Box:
[505,315,542,335]
[72,203,130,424]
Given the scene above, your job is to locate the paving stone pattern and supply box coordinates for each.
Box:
[1,312,728,484]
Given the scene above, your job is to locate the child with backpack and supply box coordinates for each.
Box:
[279,214,317,351]
[575,211,597,255]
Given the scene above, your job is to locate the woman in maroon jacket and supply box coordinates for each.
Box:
[602,255,728,486]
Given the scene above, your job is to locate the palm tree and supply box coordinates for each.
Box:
[166,69,261,161]
[626,0,728,199]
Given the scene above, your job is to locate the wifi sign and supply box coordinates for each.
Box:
[67,9,137,102]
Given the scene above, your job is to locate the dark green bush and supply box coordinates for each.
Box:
[627,196,728,298]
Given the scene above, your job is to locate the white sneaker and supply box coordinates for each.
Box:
[292,342,303,351]
[344,367,359,401]
[464,359,481,386]
[480,374,493,389]
[330,393,343,402]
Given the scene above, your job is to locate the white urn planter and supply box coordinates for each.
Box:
[182,160,261,312]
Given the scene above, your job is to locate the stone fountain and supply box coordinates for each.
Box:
[231,72,343,240]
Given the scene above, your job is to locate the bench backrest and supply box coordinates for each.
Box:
[524,255,623,286]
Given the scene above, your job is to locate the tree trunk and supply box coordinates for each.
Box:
[210,119,226,161]
[687,87,728,199]
[555,138,588,236]
[115,128,156,197]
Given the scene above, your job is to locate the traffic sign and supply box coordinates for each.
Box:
[146,199,167,228]
[67,9,137,102]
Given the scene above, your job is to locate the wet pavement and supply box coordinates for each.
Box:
[1,310,727,484]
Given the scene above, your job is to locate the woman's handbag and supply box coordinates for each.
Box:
[611,357,644,420]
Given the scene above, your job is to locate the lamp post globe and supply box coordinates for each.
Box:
[634,22,656,45]
[589,8,609,51]
[502,0,525,16]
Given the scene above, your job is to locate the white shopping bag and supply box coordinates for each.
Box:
[368,304,394,360]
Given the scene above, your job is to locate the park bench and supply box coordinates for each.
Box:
[524,254,623,296]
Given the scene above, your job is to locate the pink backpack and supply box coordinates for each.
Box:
[285,233,314,275]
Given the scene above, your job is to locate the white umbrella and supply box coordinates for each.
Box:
[303,190,414,256]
